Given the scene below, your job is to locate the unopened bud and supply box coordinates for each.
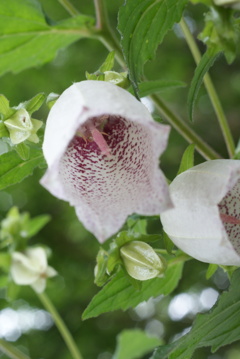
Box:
[104,71,130,89]
[120,241,166,281]
[4,108,42,145]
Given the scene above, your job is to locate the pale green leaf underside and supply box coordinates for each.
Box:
[0,148,46,190]
[82,261,183,320]
[0,0,94,76]
[118,0,188,90]
[151,268,240,359]
[113,329,162,359]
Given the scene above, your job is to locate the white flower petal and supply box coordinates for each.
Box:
[31,278,46,293]
[41,81,172,242]
[161,160,240,265]
[11,252,39,285]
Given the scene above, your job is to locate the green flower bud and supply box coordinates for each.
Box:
[4,108,42,145]
[120,241,167,281]
[104,71,130,89]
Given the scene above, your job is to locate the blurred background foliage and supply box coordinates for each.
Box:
[0,1,240,359]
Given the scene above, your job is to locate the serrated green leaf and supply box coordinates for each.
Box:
[24,215,51,238]
[188,48,220,122]
[118,0,188,92]
[177,144,195,175]
[15,143,30,160]
[151,268,240,359]
[129,80,186,97]
[113,329,162,359]
[0,0,95,76]
[82,260,183,320]
[99,51,115,72]
[0,148,46,190]
[19,93,46,115]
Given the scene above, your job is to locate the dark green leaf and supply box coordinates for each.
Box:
[151,268,240,359]
[177,144,195,175]
[188,48,220,122]
[0,148,46,190]
[24,215,51,238]
[0,0,95,76]
[129,80,186,97]
[118,0,188,91]
[113,329,162,359]
[82,260,183,320]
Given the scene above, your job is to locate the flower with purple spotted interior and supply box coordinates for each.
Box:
[41,81,172,243]
[160,160,240,266]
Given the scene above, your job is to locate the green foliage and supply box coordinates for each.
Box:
[177,144,195,175]
[0,0,95,76]
[112,329,162,359]
[151,268,240,359]
[118,0,188,93]
[0,147,46,190]
[199,5,239,64]
[82,258,184,320]
[187,48,220,121]
[129,80,186,97]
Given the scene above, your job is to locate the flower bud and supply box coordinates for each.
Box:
[120,241,166,281]
[4,108,42,145]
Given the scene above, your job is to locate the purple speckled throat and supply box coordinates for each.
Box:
[218,178,240,255]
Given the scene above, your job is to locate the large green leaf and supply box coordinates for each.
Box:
[0,148,46,190]
[118,0,188,92]
[82,260,183,320]
[151,268,240,359]
[0,0,95,76]
[112,329,162,359]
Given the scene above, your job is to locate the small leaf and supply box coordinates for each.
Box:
[129,80,186,97]
[82,259,183,320]
[19,93,46,115]
[0,95,13,119]
[151,268,240,359]
[118,0,188,92]
[113,329,162,359]
[99,51,115,72]
[0,122,9,137]
[24,215,51,238]
[188,48,220,122]
[206,263,218,280]
[0,148,46,190]
[177,144,195,175]
[163,230,174,254]
[15,143,30,160]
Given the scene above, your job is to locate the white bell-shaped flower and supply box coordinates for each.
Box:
[160,160,240,266]
[11,247,57,293]
[40,81,172,243]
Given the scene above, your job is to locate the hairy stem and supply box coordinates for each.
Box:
[180,18,235,158]
[36,291,83,359]
[58,0,80,16]
[0,339,30,359]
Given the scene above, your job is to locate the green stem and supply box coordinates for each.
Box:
[58,0,80,16]
[0,339,30,359]
[180,18,235,158]
[36,291,83,359]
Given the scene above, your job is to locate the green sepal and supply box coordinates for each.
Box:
[0,121,9,138]
[15,143,30,160]
[99,51,115,72]
[46,93,59,109]
[17,93,46,115]
[177,144,195,175]
[206,263,218,279]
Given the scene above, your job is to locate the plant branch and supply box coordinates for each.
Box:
[58,0,80,16]
[0,339,30,359]
[180,17,235,158]
[36,291,83,359]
